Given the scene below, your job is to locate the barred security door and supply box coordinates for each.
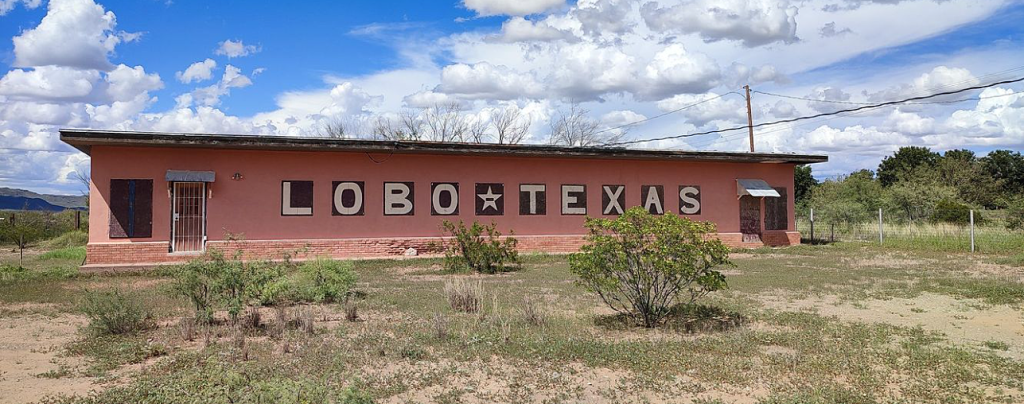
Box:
[172,182,206,253]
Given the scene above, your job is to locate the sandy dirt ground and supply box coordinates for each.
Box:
[758,292,1024,358]
[0,307,98,404]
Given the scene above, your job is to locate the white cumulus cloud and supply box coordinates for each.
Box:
[215,39,261,58]
[176,59,217,84]
[463,0,565,16]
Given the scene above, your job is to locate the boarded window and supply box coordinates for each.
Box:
[109,179,153,238]
[764,187,788,231]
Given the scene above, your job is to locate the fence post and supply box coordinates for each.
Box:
[970,210,975,253]
[809,208,815,242]
[878,208,884,245]
[830,223,835,243]
[75,210,81,231]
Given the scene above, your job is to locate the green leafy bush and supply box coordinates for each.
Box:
[1007,198,1024,231]
[289,257,357,303]
[80,289,153,335]
[171,251,284,323]
[930,198,982,225]
[569,207,731,328]
[441,220,520,274]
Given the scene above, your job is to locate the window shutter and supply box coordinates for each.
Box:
[765,187,788,231]
[132,180,153,238]
[108,179,154,238]
[109,180,130,238]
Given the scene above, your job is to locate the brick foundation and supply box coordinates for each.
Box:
[83,231,800,269]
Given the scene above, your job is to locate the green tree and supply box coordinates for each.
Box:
[809,171,882,225]
[981,149,1024,196]
[933,150,1002,208]
[569,207,730,328]
[794,165,818,203]
[877,146,941,187]
[0,214,45,267]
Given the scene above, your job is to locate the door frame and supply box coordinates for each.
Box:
[170,181,208,253]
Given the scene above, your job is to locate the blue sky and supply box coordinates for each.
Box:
[1,0,1023,194]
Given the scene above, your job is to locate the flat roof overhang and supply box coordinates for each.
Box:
[59,129,828,165]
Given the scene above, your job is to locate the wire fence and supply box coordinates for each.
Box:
[797,208,1024,254]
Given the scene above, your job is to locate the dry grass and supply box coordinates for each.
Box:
[443,277,483,313]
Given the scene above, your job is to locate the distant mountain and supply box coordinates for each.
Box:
[0,188,87,211]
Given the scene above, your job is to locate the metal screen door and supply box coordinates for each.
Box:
[739,195,762,243]
[172,182,206,253]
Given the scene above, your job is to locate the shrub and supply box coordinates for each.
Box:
[39,246,86,261]
[170,256,221,324]
[569,207,731,328]
[290,257,357,303]
[1007,198,1024,231]
[80,289,152,335]
[444,277,483,313]
[441,220,520,274]
[171,251,286,323]
[930,198,982,225]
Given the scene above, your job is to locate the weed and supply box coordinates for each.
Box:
[444,278,482,313]
[38,246,86,261]
[519,296,545,327]
[431,312,450,340]
[79,288,152,335]
[984,340,1009,351]
[344,302,359,322]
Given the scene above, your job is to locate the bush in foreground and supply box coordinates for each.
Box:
[170,252,357,323]
[440,220,520,274]
[569,207,731,328]
[80,289,153,335]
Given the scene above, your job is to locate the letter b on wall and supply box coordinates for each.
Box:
[384,182,414,216]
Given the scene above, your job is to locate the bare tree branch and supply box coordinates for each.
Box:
[491,106,531,145]
[549,100,620,147]
[423,102,469,142]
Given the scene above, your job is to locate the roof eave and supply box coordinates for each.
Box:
[59,129,829,164]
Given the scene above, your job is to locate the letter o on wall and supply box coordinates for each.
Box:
[432,182,459,215]
[333,181,364,216]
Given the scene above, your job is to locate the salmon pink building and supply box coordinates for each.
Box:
[61,129,827,269]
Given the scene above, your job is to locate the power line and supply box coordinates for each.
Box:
[590,90,742,136]
[752,87,1021,106]
[602,75,1024,148]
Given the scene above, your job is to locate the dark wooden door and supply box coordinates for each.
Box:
[740,196,761,243]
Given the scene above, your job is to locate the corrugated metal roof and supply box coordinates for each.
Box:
[737,179,781,197]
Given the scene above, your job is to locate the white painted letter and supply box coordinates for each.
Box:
[333,182,363,215]
[562,185,586,215]
[680,186,701,215]
[282,181,312,216]
[432,183,458,215]
[603,185,624,215]
[520,184,545,215]
[644,187,663,214]
[384,182,413,215]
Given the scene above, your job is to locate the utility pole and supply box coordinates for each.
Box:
[744,85,754,152]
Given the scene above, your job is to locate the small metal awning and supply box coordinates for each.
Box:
[737,179,780,198]
[166,170,215,182]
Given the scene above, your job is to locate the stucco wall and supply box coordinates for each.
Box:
[88,145,796,248]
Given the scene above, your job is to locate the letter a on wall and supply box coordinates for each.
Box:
[602,185,625,215]
[475,183,504,215]
[332,181,364,216]
[431,182,459,215]
[641,185,664,215]
[384,182,414,215]
[282,180,313,216]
